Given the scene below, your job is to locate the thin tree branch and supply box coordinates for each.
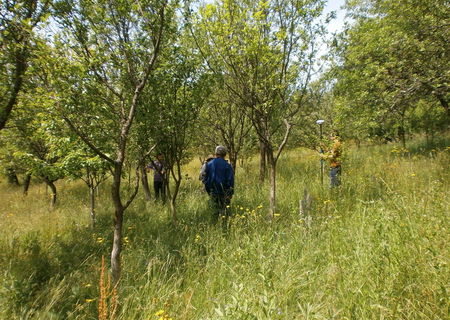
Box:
[123,166,140,210]
[63,116,115,164]
[275,118,293,162]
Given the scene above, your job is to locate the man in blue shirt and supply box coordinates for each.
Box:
[203,146,234,220]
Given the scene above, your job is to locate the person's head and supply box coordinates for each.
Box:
[206,154,214,162]
[215,145,227,158]
[156,153,163,161]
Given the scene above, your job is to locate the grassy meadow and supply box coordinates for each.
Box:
[0,138,449,319]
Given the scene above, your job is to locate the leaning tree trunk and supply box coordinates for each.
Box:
[140,164,152,201]
[23,173,31,195]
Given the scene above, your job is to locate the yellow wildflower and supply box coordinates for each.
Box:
[85,299,94,303]
[274,213,281,217]
[155,310,165,317]
[96,237,104,243]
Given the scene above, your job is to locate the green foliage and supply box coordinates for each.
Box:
[331,0,450,141]
[0,87,66,185]
[193,0,326,147]
[0,0,50,129]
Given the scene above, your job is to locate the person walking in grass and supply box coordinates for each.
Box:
[148,153,166,201]
[323,133,343,187]
[203,146,234,220]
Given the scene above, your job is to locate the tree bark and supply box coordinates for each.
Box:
[267,151,277,219]
[167,161,182,224]
[89,186,96,227]
[111,163,124,286]
[229,151,237,174]
[259,140,266,182]
[23,173,31,195]
[111,204,124,287]
[141,164,152,201]
[45,179,57,209]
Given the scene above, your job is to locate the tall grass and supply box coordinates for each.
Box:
[0,138,449,319]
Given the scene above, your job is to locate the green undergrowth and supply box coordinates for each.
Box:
[0,139,449,319]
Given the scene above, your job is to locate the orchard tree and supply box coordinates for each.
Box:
[196,80,253,173]
[331,0,450,142]
[51,0,173,285]
[192,0,326,217]
[138,37,208,222]
[1,87,66,209]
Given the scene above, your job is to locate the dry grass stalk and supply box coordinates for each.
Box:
[98,256,118,320]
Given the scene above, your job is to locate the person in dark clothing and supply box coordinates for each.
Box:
[203,146,234,220]
[148,153,166,201]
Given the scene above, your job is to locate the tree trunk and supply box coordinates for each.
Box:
[6,168,20,186]
[170,179,181,223]
[45,179,57,209]
[111,204,124,287]
[140,164,151,201]
[169,196,178,223]
[111,164,124,286]
[436,94,450,118]
[23,173,31,195]
[259,140,266,182]
[229,151,237,174]
[268,152,277,219]
[167,162,182,224]
[399,126,406,148]
[89,186,96,227]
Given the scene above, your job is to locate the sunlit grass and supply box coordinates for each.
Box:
[0,139,449,319]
